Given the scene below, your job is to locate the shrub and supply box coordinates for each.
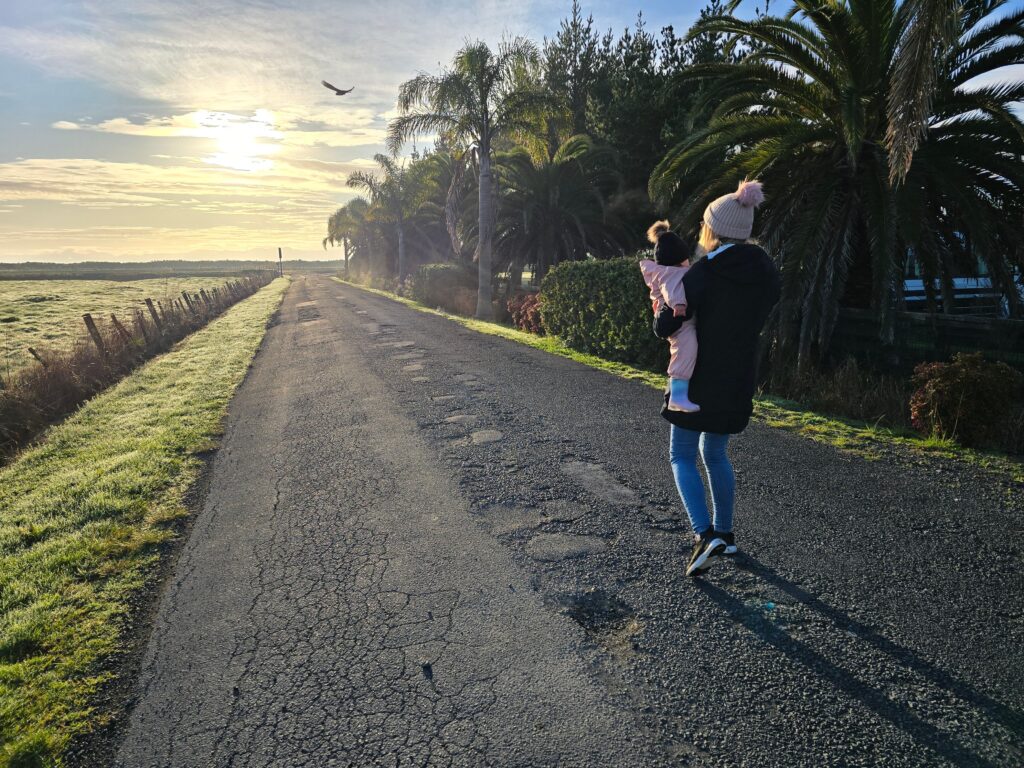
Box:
[910,352,1024,450]
[406,263,478,315]
[539,258,668,371]
[508,292,544,335]
[764,357,912,428]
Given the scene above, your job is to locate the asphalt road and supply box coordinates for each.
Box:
[114,275,1023,768]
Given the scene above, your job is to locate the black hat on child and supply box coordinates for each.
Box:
[646,220,691,266]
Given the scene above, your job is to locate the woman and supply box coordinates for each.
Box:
[654,180,781,577]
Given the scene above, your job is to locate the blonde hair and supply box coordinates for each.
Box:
[699,221,752,255]
[698,221,719,254]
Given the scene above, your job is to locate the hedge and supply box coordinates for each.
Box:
[539,258,668,372]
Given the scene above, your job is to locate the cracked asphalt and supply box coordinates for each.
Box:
[114,276,1023,768]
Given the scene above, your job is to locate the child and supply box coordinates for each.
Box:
[640,221,700,413]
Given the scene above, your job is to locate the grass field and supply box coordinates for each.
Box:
[0,277,288,768]
[0,278,234,378]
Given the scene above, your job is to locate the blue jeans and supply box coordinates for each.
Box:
[669,426,735,535]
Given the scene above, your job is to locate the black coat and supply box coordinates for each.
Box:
[654,243,781,434]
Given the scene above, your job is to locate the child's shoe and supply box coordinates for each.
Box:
[667,378,701,413]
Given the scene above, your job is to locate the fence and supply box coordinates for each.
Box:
[0,273,276,458]
[831,308,1024,372]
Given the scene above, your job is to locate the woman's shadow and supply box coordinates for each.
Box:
[693,554,1022,768]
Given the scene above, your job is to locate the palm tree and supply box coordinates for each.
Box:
[347,154,416,281]
[323,198,378,277]
[496,134,627,285]
[388,39,547,319]
[886,0,961,183]
[650,0,1024,366]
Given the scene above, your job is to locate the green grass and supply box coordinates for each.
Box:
[0,277,289,768]
[0,278,234,378]
[337,277,1024,484]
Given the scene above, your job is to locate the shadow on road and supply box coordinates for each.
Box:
[695,554,1021,768]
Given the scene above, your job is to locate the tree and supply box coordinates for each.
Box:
[496,134,627,284]
[347,154,416,281]
[543,0,603,136]
[887,0,961,182]
[388,39,547,319]
[323,198,378,278]
[650,0,1024,366]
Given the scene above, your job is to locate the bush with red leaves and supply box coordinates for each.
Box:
[507,292,544,335]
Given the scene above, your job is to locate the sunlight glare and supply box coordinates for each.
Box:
[199,109,282,173]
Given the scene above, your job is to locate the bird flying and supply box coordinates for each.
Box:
[322,80,355,96]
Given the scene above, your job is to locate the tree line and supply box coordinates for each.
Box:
[325,0,1024,365]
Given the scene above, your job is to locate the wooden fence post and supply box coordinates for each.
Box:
[83,314,106,356]
[181,292,196,313]
[110,314,134,346]
[28,347,47,368]
[134,309,153,346]
[145,298,163,331]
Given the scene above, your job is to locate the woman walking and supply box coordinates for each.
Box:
[653,181,780,576]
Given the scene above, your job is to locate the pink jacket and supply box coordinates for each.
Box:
[639,260,698,380]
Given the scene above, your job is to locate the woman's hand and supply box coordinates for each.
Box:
[672,303,687,317]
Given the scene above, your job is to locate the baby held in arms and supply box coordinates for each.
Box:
[639,221,700,413]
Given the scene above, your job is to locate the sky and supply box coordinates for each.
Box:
[1,1,1019,264]
[0,0,724,264]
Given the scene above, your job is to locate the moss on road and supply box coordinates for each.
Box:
[0,278,288,767]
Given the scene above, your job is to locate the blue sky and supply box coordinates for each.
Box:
[0,0,1017,263]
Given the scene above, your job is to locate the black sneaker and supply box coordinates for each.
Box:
[686,530,726,577]
[715,530,737,556]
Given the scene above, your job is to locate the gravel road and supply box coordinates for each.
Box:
[113,275,1023,767]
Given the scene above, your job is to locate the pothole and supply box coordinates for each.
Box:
[297,306,322,322]
[561,461,638,505]
[539,499,589,522]
[525,533,606,561]
[444,414,478,425]
[470,429,503,444]
[551,589,641,654]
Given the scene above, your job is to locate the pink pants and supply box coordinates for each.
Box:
[668,317,697,380]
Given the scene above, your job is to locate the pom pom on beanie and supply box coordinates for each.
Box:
[647,219,671,245]
[703,179,765,241]
[734,180,764,208]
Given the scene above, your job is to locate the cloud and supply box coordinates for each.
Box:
[0,0,547,113]
[0,0,562,261]
[54,107,388,149]
[0,154,370,257]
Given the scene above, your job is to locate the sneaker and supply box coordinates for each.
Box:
[715,530,737,556]
[686,530,726,577]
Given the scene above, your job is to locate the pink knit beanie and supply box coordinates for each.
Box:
[703,180,765,240]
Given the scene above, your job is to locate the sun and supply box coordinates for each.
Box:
[198,110,282,172]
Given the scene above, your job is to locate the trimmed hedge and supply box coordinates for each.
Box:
[405,263,478,315]
[539,258,668,371]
